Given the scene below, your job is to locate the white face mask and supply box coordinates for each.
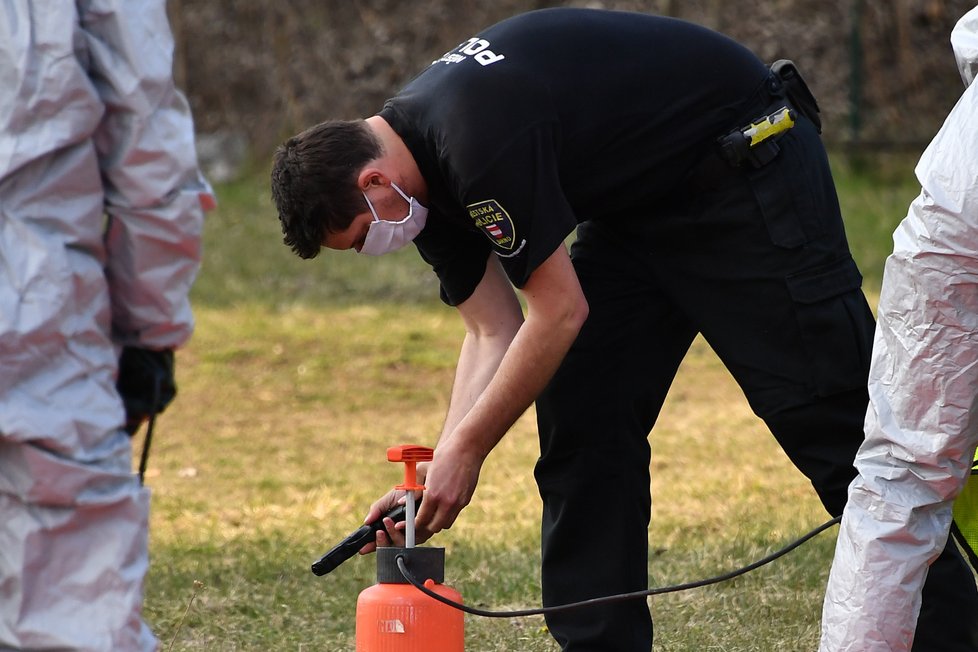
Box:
[359,182,429,256]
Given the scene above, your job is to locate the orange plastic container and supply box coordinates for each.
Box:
[355,575,464,651]
[356,546,463,651]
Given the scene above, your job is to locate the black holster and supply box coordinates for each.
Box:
[770,59,822,134]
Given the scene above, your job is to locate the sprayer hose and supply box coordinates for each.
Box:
[395,514,842,618]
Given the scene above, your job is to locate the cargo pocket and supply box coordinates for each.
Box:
[785,256,874,396]
[746,130,825,249]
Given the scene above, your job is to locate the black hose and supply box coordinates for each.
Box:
[395,514,842,618]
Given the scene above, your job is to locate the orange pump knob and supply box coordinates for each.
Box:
[387,445,433,492]
[388,445,433,549]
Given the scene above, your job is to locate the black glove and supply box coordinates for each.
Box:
[117,347,177,436]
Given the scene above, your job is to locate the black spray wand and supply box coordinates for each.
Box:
[311,500,419,576]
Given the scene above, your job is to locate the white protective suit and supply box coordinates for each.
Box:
[819,6,978,651]
[0,1,211,650]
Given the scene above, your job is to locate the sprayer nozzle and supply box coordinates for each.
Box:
[311,523,373,576]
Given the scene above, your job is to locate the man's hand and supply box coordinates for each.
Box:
[356,440,485,551]
[358,464,429,554]
[413,438,483,540]
[358,489,407,553]
[356,443,484,554]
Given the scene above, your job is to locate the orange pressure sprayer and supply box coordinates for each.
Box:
[354,445,464,651]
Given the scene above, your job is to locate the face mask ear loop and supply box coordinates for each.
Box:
[386,182,416,224]
[390,181,412,203]
[362,192,382,223]
[364,183,413,224]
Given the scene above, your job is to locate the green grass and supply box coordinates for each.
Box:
[144,151,922,650]
[191,175,440,309]
[831,151,922,292]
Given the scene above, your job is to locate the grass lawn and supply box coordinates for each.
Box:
[143,152,922,650]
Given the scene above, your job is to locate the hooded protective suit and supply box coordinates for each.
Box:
[819,6,978,651]
[0,1,211,649]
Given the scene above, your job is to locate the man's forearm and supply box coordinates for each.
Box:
[444,305,583,460]
[440,329,513,444]
[440,245,588,460]
[415,246,587,537]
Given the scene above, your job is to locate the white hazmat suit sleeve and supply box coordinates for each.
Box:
[92,7,212,350]
[0,1,210,650]
[819,7,978,651]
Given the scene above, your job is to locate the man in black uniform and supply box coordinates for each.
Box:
[271,8,978,651]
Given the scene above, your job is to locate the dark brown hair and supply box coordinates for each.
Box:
[270,119,382,259]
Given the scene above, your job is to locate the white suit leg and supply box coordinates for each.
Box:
[0,1,207,649]
[819,36,978,651]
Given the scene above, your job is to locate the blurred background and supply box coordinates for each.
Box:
[168,0,976,183]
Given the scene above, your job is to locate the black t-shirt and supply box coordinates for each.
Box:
[379,7,769,305]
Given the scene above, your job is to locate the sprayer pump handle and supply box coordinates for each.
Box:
[387,445,434,463]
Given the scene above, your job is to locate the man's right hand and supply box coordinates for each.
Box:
[411,438,484,541]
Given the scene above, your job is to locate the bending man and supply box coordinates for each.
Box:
[272,8,977,650]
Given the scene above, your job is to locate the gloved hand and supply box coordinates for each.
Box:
[116,347,177,436]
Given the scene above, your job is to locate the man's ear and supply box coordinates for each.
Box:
[357,167,388,191]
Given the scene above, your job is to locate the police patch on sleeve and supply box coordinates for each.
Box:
[467,199,518,251]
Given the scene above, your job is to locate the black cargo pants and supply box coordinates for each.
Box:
[533,102,978,651]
